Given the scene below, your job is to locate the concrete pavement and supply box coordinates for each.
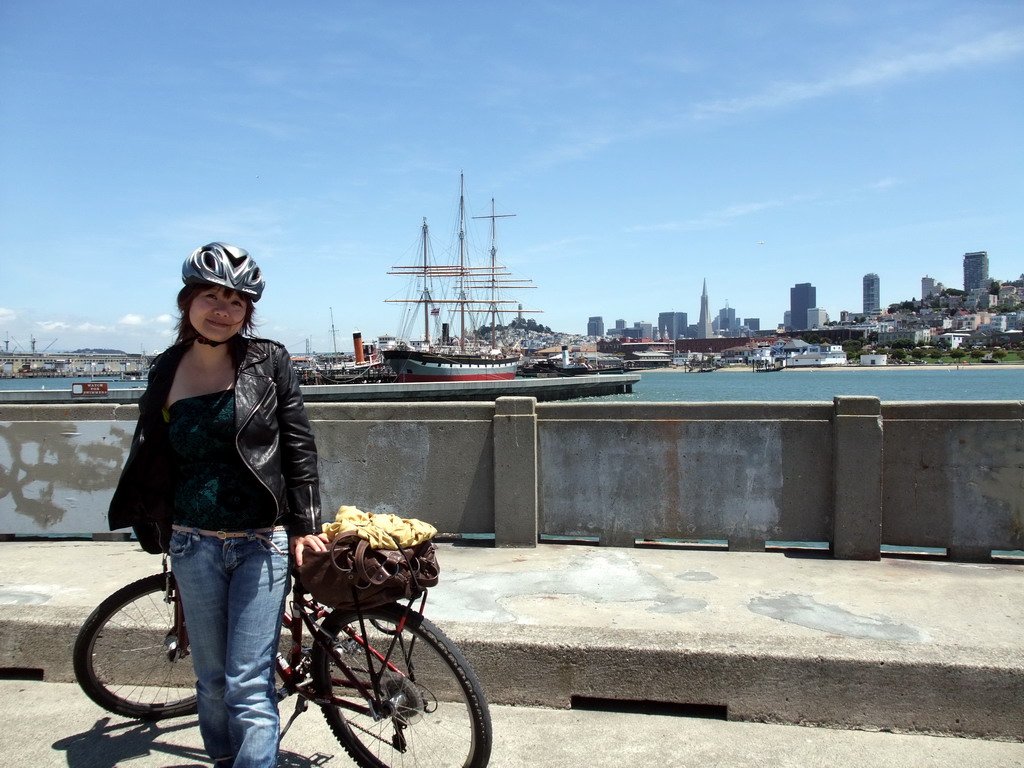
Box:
[2,680,1023,768]
[0,540,1022,747]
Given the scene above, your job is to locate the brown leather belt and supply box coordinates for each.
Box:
[171,524,288,552]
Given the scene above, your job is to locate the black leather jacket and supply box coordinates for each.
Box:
[108,337,321,553]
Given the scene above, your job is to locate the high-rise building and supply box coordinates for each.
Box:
[963,251,989,292]
[862,273,880,316]
[587,316,605,336]
[922,276,937,300]
[614,319,626,331]
[717,304,736,335]
[807,307,829,328]
[789,283,816,331]
[657,311,687,340]
[744,318,760,332]
[697,280,714,338]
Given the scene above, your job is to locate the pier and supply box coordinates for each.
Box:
[0,372,638,405]
[0,394,1021,744]
[0,352,150,378]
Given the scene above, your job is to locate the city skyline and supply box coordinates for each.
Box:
[588,252,1020,341]
[6,250,1016,353]
[2,2,1021,354]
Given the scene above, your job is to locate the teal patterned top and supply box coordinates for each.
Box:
[168,389,273,531]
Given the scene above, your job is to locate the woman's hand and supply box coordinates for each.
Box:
[291,533,330,567]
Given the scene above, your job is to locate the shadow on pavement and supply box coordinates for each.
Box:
[51,715,335,767]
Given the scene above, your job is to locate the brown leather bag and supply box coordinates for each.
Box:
[299,530,440,610]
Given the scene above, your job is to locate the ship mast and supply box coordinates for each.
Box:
[458,175,467,353]
[473,198,516,348]
[387,175,541,351]
[421,217,431,346]
[329,307,339,355]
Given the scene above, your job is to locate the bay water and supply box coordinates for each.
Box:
[589,365,1024,403]
[1,366,1022,403]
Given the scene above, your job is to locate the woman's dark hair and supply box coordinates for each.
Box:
[174,283,257,345]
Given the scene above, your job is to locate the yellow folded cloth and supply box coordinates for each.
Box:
[321,505,437,550]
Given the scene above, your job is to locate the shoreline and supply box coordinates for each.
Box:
[646,363,1024,374]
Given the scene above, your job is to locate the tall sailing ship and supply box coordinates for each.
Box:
[381,176,538,383]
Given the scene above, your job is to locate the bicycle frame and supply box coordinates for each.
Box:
[278,579,427,720]
[159,562,428,723]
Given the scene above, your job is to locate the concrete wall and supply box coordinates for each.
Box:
[1,397,1021,560]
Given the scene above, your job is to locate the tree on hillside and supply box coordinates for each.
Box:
[477,317,553,339]
[888,300,917,312]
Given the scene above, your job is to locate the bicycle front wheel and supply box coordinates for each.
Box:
[72,573,197,720]
[312,603,492,768]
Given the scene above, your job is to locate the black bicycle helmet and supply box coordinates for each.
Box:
[182,242,265,301]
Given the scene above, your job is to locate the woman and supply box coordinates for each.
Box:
[108,242,327,767]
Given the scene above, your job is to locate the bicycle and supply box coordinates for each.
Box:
[72,559,492,768]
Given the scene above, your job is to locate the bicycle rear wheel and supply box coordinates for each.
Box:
[312,603,491,768]
[72,572,197,720]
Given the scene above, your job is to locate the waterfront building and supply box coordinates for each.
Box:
[862,273,880,316]
[697,280,714,338]
[672,337,743,356]
[587,316,605,337]
[876,328,933,345]
[963,251,989,292]
[789,283,816,331]
[657,311,687,341]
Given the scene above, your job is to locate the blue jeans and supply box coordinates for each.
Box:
[169,528,290,768]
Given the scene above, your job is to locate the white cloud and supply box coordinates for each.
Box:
[693,28,1024,119]
[0,307,16,323]
[628,197,790,233]
[37,320,71,331]
[77,323,113,333]
[118,314,146,326]
[869,177,901,190]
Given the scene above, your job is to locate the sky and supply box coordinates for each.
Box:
[1,1,1022,355]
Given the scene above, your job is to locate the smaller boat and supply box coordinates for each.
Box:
[296,331,396,385]
[519,346,591,377]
